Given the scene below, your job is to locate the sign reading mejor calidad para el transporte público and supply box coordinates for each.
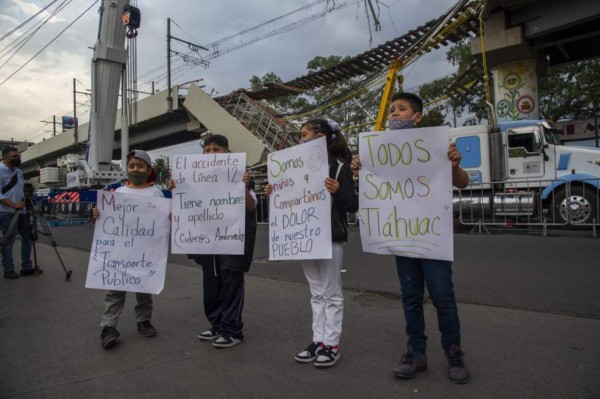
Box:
[86,192,171,295]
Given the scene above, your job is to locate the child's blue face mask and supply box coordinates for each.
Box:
[389,115,417,130]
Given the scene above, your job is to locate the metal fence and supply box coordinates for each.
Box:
[47,201,93,219]
[456,178,599,236]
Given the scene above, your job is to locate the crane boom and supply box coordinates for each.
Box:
[87,0,129,185]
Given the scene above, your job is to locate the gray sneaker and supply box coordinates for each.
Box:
[393,346,427,378]
[445,344,469,383]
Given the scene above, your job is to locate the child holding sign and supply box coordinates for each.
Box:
[171,134,257,349]
[265,118,358,367]
[92,150,164,349]
[351,92,470,383]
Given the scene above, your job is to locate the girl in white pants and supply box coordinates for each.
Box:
[266,118,358,367]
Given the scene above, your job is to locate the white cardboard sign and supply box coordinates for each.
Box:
[358,126,454,261]
[86,191,171,294]
[268,137,332,260]
[170,153,246,255]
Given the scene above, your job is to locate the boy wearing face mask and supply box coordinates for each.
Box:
[92,150,163,349]
[0,147,38,279]
[351,93,471,383]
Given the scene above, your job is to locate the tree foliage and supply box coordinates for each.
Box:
[419,39,600,126]
[250,54,382,145]
[152,156,171,188]
[418,39,488,126]
[538,59,600,121]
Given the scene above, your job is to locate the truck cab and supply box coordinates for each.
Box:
[451,121,600,226]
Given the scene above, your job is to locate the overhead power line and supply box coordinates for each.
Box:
[0,0,71,71]
[137,0,362,90]
[0,0,98,87]
[0,0,61,42]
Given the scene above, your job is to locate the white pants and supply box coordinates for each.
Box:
[301,242,345,346]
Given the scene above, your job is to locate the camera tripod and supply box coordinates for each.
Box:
[0,199,73,281]
[26,198,72,281]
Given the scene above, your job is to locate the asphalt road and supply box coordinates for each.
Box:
[2,223,598,398]
[38,222,600,319]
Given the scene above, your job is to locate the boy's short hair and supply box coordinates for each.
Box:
[203,134,229,150]
[390,92,423,113]
[2,146,18,157]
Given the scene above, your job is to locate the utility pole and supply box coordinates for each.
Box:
[72,79,90,143]
[594,103,598,148]
[166,17,208,112]
[73,78,78,143]
[40,115,61,137]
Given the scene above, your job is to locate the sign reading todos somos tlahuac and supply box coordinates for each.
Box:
[170,153,246,255]
[268,137,332,260]
[86,192,171,294]
[358,126,454,261]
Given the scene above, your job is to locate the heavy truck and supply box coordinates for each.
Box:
[451,120,600,227]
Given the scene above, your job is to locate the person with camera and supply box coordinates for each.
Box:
[0,147,41,279]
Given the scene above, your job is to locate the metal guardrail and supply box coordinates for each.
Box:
[456,178,599,236]
[47,201,93,218]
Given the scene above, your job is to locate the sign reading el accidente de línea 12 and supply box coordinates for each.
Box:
[170,152,247,255]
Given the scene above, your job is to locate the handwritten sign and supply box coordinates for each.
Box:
[85,192,171,294]
[358,126,454,261]
[268,137,332,260]
[170,153,246,254]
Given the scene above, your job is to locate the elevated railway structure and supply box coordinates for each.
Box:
[21,0,600,185]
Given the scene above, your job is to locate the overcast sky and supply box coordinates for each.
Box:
[0,0,458,144]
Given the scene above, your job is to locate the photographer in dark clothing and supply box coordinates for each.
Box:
[0,147,41,279]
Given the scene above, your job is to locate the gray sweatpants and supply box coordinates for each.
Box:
[100,290,153,328]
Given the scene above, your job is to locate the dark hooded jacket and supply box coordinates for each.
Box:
[329,156,358,242]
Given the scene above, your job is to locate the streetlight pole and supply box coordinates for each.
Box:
[166,17,172,112]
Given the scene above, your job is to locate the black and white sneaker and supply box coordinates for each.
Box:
[314,345,340,367]
[295,342,323,363]
[198,328,220,341]
[212,336,243,348]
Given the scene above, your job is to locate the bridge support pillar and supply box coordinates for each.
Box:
[471,11,541,122]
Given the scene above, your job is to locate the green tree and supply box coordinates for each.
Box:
[418,39,487,126]
[152,156,171,188]
[249,72,309,112]
[538,59,600,121]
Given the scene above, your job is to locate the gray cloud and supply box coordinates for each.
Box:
[0,0,457,142]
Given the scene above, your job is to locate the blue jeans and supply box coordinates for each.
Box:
[0,212,33,273]
[395,256,461,353]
